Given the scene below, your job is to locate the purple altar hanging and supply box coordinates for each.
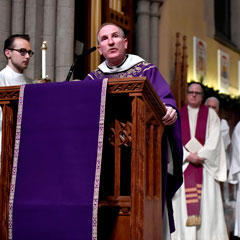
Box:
[9,79,108,240]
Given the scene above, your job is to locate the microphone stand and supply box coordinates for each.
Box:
[65,46,96,82]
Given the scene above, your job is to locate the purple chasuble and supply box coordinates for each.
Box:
[9,80,107,240]
[180,104,208,223]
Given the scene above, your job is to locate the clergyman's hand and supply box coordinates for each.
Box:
[162,106,178,126]
[186,152,204,165]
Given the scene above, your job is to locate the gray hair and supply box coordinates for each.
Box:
[96,22,125,44]
[205,96,220,111]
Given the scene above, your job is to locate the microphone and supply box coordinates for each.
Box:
[65,46,97,81]
[81,46,97,57]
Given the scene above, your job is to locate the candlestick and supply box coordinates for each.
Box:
[41,41,47,79]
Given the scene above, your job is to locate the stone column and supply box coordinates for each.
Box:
[25,0,44,80]
[150,0,161,66]
[55,0,75,82]
[90,0,101,71]
[43,0,57,81]
[203,0,215,37]
[11,0,25,34]
[0,0,11,69]
[135,0,151,61]
[231,0,240,48]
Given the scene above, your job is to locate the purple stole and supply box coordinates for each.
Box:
[8,80,108,240]
[180,104,208,226]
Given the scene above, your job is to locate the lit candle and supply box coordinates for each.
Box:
[41,41,47,79]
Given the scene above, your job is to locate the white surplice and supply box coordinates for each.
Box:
[221,119,231,169]
[0,65,31,86]
[228,121,240,237]
[171,106,228,240]
[0,65,31,172]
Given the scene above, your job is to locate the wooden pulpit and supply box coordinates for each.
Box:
[0,86,19,240]
[0,77,166,240]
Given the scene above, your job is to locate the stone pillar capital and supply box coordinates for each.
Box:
[150,1,161,18]
[136,0,150,16]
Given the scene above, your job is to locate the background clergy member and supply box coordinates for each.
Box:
[171,82,228,240]
[0,34,33,172]
[205,96,234,236]
[228,121,240,238]
[0,34,33,86]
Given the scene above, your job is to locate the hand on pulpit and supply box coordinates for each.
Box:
[162,105,178,126]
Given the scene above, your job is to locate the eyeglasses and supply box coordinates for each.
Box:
[187,91,203,95]
[8,48,34,57]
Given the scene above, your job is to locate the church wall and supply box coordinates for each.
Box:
[158,0,240,96]
[1,0,239,94]
[0,0,11,70]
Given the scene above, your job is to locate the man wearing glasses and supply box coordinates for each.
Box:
[0,34,34,86]
[0,34,33,172]
[171,82,228,240]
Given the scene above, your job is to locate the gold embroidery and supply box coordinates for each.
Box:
[186,199,198,203]
[142,65,155,74]
[186,215,201,226]
[88,74,94,80]
[185,187,197,192]
[186,193,198,198]
[91,62,154,79]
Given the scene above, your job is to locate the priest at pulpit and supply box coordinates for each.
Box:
[84,22,183,239]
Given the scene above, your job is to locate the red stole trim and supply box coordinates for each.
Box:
[180,105,209,225]
[180,104,208,145]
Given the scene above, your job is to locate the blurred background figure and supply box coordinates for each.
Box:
[172,83,228,240]
[205,96,235,238]
[228,121,240,239]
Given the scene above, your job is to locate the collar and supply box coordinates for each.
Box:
[98,54,145,73]
[106,55,128,69]
[5,65,24,76]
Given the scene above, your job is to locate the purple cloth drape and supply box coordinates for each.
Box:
[9,80,107,240]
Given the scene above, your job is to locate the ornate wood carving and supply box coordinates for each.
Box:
[0,86,19,240]
[109,121,132,147]
[108,77,167,121]
[172,32,181,108]
[181,35,188,107]
[171,33,188,109]
[107,79,145,93]
[119,206,130,216]
[0,86,20,101]
[99,78,165,239]
[146,117,162,199]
